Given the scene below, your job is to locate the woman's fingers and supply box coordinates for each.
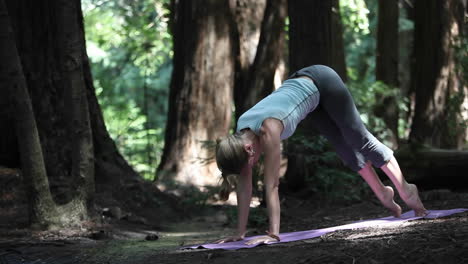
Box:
[214,236,242,244]
[213,238,228,244]
[217,235,281,245]
[245,236,276,245]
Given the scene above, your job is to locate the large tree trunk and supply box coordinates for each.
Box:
[0,0,58,226]
[0,0,143,227]
[374,0,400,147]
[231,0,266,123]
[409,0,467,148]
[232,0,287,122]
[288,0,347,79]
[286,0,347,190]
[156,0,234,187]
[58,0,95,208]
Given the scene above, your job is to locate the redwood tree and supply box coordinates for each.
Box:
[409,0,467,148]
[157,0,287,188]
[156,0,235,187]
[288,0,347,79]
[286,0,347,189]
[0,0,59,226]
[374,0,400,147]
[232,0,288,122]
[0,0,142,227]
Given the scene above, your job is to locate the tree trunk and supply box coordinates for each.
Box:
[0,0,58,226]
[409,0,467,148]
[286,0,347,190]
[157,0,234,187]
[231,0,266,123]
[374,0,400,147]
[232,0,287,122]
[288,0,347,79]
[58,0,95,209]
[0,0,144,227]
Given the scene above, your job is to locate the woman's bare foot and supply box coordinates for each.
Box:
[378,186,402,217]
[400,184,427,216]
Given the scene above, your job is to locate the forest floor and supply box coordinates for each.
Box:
[1,186,467,264]
[0,168,468,264]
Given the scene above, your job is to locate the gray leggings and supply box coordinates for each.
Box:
[289,65,394,172]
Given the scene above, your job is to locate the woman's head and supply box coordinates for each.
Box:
[216,132,249,175]
[216,130,258,200]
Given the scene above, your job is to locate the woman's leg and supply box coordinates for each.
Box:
[381,157,427,216]
[308,107,401,217]
[299,65,426,216]
[307,106,365,171]
[358,162,402,217]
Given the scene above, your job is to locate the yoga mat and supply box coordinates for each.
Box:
[183,208,467,250]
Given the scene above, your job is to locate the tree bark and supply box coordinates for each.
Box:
[58,0,95,208]
[157,0,234,187]
[374,0,400,147]
[409,0,467,148]
[0,0,144,227]
[232,0,287,122]
[288,0,347,79]
[231,0,266,124]
[0,0,58,226]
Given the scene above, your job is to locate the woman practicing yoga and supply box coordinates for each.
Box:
[214,65,427,245]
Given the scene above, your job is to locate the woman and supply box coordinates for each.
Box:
[215,65,426,245]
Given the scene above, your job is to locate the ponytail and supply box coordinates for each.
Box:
[215,132,248,201]
[219,172,238,201]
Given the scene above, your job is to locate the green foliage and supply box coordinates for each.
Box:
[82,0,173,180]
[99,98,164,179]
[340,0,375,85]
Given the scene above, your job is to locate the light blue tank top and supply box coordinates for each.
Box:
[236,78,320,140]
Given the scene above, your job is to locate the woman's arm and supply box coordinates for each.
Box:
[214,165,252,244]
[236,165,253,237]
[245,118,282,245]
[261,120,282,236]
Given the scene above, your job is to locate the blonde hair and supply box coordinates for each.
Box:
[216,132,248,200]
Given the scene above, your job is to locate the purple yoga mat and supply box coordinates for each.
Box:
[183,208,467,250]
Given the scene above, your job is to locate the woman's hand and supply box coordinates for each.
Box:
[214,235,244,244]
[245,235,278,245]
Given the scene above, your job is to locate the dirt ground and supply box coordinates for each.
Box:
[0,188,467,264]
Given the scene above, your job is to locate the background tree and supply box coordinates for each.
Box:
[374,0,400,147]
[232,0,288,122]
[0,0,59,226]
[285,0,348,191]
[231,0,266,122]
[288,0,347,79]
[156,0,235,187]
[409,0,467,148]
[0,0,147,227]
[156,0,287,189]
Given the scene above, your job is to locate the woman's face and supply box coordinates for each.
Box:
[253,137,262,163]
